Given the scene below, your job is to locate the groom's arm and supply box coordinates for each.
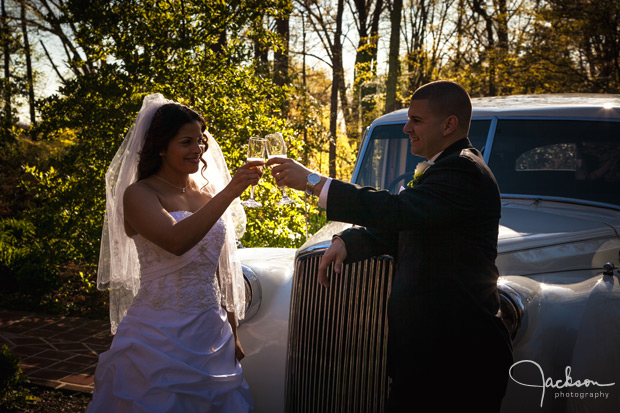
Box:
[337,226,397,264]
[325,156,481,232]
[318,226,397,288]
[320,178,397,262]
[267,154,480,232]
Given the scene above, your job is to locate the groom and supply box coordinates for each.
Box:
[267,80,513,412]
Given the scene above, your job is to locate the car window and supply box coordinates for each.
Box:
[469,119,491,152]
[516,143,576,171]
[488,119,620,206]
[356,124,424,192]
[356,120,490,193]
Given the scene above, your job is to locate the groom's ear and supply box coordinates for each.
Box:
[442,115,459,137]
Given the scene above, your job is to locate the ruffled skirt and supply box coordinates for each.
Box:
[87,305,253,412]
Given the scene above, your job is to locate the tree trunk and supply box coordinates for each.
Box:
[21,1,36,132]
[407,0,429,95]
[274,8,290,116]
[2,0,11,132]
[385,0,403,113]
[252,13,269,76]
[329,0,345,178]
[453,0,465,70]
[211,31,227,54]
[470,0,496,95]
[350,0,369,135]
[496,0,508,93]
[337,64,351,141]
[351,0,384,136]
[301,10,308,164]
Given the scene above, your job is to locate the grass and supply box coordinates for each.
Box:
[6,383,92,412]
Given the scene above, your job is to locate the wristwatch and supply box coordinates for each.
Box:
[305,173,321,196]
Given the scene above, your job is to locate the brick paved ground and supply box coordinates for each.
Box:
[0,309,112,393]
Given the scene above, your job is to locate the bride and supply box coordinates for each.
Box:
[88,94,262,412]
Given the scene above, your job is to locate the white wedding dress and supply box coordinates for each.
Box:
[88,211,253,412]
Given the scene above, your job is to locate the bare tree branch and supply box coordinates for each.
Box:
[39,38,66,84]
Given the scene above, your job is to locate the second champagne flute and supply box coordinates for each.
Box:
[241,137,266,208]
[266,132,295,205]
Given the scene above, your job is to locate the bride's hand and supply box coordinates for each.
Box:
[227,160,264,197]
[234,337,246,361]
[225,310,246,361]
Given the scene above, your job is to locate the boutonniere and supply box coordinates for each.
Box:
[406,161,433,188]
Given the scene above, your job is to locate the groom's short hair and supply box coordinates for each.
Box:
[412,80,472,133]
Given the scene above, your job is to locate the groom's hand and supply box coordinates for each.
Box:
[266,157,321,192]
[318,237,347,288]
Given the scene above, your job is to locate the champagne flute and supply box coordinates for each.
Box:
[266,132,295,205]
[241,137,266,208]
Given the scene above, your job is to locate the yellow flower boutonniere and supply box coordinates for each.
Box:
[406,161,433,188]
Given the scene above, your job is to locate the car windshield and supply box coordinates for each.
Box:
[488,119,620,206]
[355,120,490,192]
[355,118,620,207]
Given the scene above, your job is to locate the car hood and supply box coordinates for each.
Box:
[497,198,620,276]
[498,199,619,248]
[299,198,620,277]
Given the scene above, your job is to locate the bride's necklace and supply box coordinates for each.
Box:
[153,175,188,193]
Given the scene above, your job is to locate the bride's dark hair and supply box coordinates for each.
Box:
[138,103,208,181]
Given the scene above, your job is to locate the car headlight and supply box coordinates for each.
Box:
[497,283,524,340]
[241,264,262,322]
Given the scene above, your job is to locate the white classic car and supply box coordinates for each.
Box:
[237,95,620,413]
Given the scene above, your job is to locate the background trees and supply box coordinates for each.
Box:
[1,0,619,317]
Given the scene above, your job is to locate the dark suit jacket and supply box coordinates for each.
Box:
[326,138,511,380]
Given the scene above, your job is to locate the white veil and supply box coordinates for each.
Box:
[97,93,247,334]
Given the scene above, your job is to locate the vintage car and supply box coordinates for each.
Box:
[236,94,620,412]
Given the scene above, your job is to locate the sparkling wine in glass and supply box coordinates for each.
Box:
[241,137,266,208]
[266,132,295,205]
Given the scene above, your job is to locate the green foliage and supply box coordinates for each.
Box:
[0,345,22,396]
[0,345,38,410]
[240,171,327,248]
[0,218,49,293]
[0,213,107,317]
[513,0,620,93]
[0,0,331,320]
[1,68,135,316]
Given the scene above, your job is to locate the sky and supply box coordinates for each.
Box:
[17,5,393,124]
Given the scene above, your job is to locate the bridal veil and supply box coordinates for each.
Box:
[97,93,247,333]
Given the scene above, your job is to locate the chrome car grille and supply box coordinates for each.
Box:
[286,251,393,413]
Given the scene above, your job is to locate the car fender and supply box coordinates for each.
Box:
[499,272,620,412]
[237,247,296,413]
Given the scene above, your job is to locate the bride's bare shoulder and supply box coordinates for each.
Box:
[123,179,164,237]
[124,179,159,205]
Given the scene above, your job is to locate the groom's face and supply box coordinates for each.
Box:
[403,99,447,160]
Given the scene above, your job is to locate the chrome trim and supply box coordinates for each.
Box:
[497,283,525,340]
[501,194,620,211]
[483,117,498,164]
[286,252,393,412]
[296,241,331,258]
[241,264,262,322]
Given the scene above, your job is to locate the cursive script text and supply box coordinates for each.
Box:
[509,360,615,407]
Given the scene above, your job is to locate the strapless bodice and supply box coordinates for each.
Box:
[89,210,253,412]
[130,211,226,312]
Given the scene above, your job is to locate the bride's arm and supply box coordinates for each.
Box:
[123,160,262,255]
[226,310,245,361]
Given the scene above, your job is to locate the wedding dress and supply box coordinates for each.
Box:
[88,211,253,412]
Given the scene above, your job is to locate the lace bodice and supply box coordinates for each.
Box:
[130,211,226,312]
